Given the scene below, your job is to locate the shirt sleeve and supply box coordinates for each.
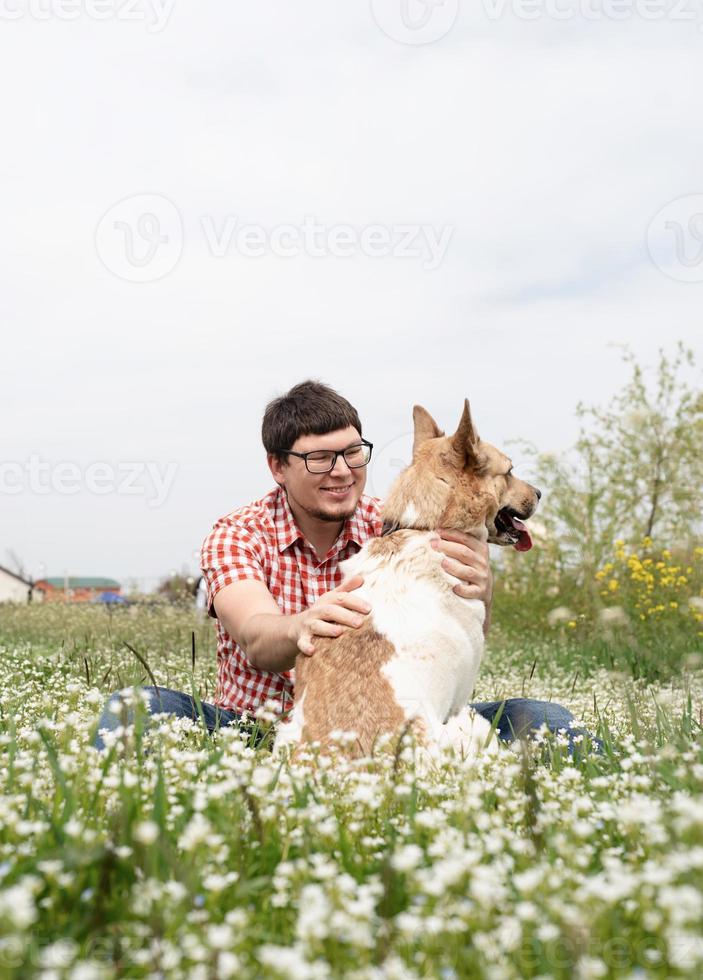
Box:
[199,520,268,618]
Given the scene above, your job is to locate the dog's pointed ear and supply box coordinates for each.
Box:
[412,405,444,456]
[451,399,481,465]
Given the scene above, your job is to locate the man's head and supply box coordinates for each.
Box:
[263,380,370,524]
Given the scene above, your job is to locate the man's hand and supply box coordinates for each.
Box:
[431,529,493,632]
[291,575,371,656]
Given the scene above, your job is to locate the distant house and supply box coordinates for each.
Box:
[0,565,34,603]
[34,577,121,603]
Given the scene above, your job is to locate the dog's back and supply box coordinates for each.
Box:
[278,530,486,757]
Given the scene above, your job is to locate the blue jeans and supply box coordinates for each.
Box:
[93,686,600,754]
[93,687,243,751]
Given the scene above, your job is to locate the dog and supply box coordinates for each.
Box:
[274,400,540,762]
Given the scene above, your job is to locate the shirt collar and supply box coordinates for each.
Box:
[273,485,367,556]
[335,507,368,551]
[274,486,305,553]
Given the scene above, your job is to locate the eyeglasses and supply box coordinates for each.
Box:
[275,439,373,474]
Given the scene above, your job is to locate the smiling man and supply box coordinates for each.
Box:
[94,380,596,753]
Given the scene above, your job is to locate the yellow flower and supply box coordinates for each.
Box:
[669,601,678,609]
[608,579,619,592]
[567,621,577,629]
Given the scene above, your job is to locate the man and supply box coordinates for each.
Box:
[94,380,590,751]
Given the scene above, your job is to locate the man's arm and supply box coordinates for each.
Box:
[213,576,371,673]
[213,580,300,673]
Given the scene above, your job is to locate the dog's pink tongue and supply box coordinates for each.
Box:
[511,517,533,552]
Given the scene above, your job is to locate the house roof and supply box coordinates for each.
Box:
[38,577,121,590]
[0,564,32,586]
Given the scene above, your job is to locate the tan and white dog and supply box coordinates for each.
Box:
[274,400,540,761]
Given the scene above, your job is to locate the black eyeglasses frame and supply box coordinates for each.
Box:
[273,438,374,474]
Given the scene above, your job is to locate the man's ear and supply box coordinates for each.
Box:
[412,405,444,457]
[267,453,286,486]
[450,399,481,466]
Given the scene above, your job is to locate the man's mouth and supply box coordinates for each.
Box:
[321,484,353,498]
[494,508,533,551]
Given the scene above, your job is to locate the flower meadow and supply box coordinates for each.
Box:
[493,539,703,683]
[1,603,703,979]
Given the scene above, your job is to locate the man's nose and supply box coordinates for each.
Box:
[330,454,352,475]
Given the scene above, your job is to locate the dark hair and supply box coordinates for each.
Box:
[262,380,362,463]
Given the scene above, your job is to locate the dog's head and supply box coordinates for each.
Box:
[381,400,540,550]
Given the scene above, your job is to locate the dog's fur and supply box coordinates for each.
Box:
[274,400,540,761]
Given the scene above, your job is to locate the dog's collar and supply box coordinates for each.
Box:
[381,520,400,537]
[381,520,431,536]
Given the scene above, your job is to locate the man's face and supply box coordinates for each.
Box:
[269,425,368,524]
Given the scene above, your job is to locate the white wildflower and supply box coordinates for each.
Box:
[391,845,424,873]
[296,884,331,942]
[0,877,40,928]
[134,821,159,845]
[575,956,607,978]
[207,923,234,950]
[203,871,238,892]
[217,952,241,979]
[69,962,109,980]
[40,940,77,968]
[547,606,574,627]
[178,813,212,852]
[258,943,329,979]
[598,606,628,627]
[63,818,83,838]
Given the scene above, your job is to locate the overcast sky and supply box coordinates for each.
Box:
[1,1,701,590]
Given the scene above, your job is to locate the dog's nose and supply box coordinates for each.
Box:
[534,486,542,500]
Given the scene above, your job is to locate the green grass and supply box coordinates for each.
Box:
[0,603,702,979]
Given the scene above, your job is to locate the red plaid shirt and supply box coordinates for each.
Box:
[200,486,383,716]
